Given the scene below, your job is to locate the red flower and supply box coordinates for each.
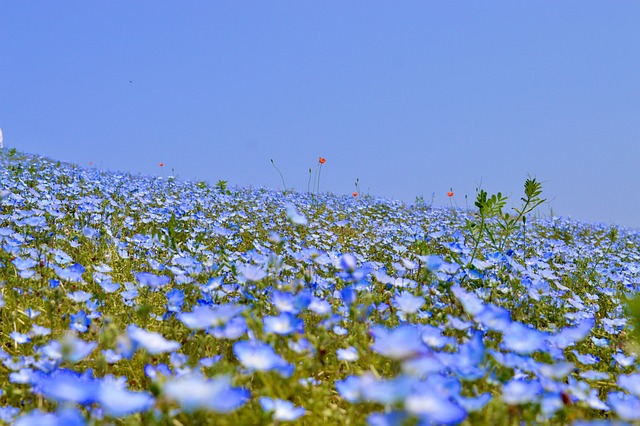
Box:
[159,162,164,167]
[447,191,454,197]
[352,192,358,197]
[318,157,326,165]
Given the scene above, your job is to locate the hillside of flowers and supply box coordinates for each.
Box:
[1,149,640,425]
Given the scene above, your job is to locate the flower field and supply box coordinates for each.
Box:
[1,149,640,425]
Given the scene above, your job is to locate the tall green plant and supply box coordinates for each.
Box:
[467,177,545,266]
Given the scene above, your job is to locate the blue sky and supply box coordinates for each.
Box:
[2,2,639,227]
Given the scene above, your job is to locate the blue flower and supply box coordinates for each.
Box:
[538,361,575,379]
[53,263,85,282]
[502,379,543,405]
[571,350,600,365]
[405,387,467,424]
[10,332,30,344]
[337,346,359,362]
[127,325,180,355]
[393,291,424,314]
[0,406,20,423]
[135,272,170,290]
[260,397,306,421]
[60,333,97,363]
[286,204,307,225]
[33,368,98,404]
[370,325,426,360]
[99,279,120,293]
[263,313,304,335]
[238,264,268,282]
[501,322,547,355]
[163,374,249,413]
[70,311,90,333]
[607,391,640,421]
[233,340,293,377]
[12,257,37,271]
[178,304,245,330]
[165,288,185,313]
[208,316,248,340]
[96,377,154,417]
[14,408,85,426]
[618,373,640,397]
[67,291,92,303]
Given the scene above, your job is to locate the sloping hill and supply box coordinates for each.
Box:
[1,149,639,424]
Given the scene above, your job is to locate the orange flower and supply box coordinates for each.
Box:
[447,191,454,197]
[318,157,326,164]
[352,192,358,197]
[159,162,164,167]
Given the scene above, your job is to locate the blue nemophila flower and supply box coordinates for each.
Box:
[127,325,180,355]
[67,291,92,303]
[260,397,306,421]
[288,338,315,355]
[286,204,307,225]
[97,376,154,417]
[456,393,492,412]
[9,368,34,384]
[607,391,640,421]
[502,378,543,405]
[135,272,170,290]
[238,264,268,282]
[33,368,98,404]
[99,279,120,293]
[102,349,122,364]
[70,311,90,333]
[580,370,609,381]
[451,284,485,315]
[144,363,172,380]
[340,286,357,306]
[178,304,245,330]
[0,406,20,423]
[337,347,359,362]
[263,312,304,335]
[14,408,85,426]
[10,332,30,344]
[617,373,640,397]
[613,351,635,368]
[31,324,51,337]
[501,322,548,355]
[420,324,453,349]
[200,355,222,367]
[24,308,40,319]
[405,386,467,425]
[233,340,293,377]
[60,333,97,363]
[367,411,408,426]
[571,350,600,365]
[165,288,185,313]
[209,316,248,340]
[539,361,575,379]
[475,304,512,332]
[12,257,37,271]
[548,318,595,349]
[309,296,332,315]
[370,324,427,360]
[163,374,249,413]
[53,263,85,282]
[393,291,425,314]
[448,331,486,380]
[335,373,412,405]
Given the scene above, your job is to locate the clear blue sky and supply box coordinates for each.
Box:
[2,2,639,227]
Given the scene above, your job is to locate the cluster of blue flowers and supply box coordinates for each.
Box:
[0,151,639,424]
